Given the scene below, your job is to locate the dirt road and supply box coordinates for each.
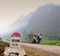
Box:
[21,43,60,56]
[0,42,60,56]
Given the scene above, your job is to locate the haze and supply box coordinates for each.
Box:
[0,0,60,34]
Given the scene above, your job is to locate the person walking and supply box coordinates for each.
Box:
[37,34,42,44]
[32,35,37,43]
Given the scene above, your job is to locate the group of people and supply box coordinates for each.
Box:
[32,34,42,43]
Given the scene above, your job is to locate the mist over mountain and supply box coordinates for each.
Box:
[19,4,60,34]
[9,4,60,34]
[2,3,60,39]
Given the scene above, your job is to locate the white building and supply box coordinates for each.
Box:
[10,32,21,47]
[4,32,26,56]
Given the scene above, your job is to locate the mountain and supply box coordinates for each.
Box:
[3,3,60,40]
[19,4,60,34]
[9,4,60,34]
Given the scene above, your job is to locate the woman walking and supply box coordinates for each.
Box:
[37,34,42,44]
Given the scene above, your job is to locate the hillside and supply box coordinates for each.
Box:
[2,4,60,40]
[21,4,60,34]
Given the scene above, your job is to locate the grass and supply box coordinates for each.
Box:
[40,40,60,46]
[0,41,9,47]
[0,40,60,47]
[22,40,60,46]
[22,40,31,43]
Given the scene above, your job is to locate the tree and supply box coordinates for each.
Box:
[23,30,27,40]
[0,38,2,41]
[27,31,35,41]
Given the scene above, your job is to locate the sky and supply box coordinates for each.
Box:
[0,0,60,34]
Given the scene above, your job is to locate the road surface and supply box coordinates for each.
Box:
[21,43,60,56]
[0,40,60,56]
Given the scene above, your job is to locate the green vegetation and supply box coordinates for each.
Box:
[22,40,60,46]
[22,40,31,43]
[44,33,60,40]
[0,41,9,47]
[22,31,60,46]
[40,40,60,46]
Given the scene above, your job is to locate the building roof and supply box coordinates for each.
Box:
[11,32,21,37]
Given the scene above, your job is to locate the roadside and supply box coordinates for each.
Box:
[21,43,60,56]
[21,45,57,56]
[0,41,60,56]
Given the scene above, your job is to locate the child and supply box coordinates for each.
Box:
[32,35,37,43]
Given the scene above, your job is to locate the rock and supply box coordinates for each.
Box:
[4,47,26,56]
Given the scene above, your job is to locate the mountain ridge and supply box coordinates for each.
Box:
[4,3,60,38]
